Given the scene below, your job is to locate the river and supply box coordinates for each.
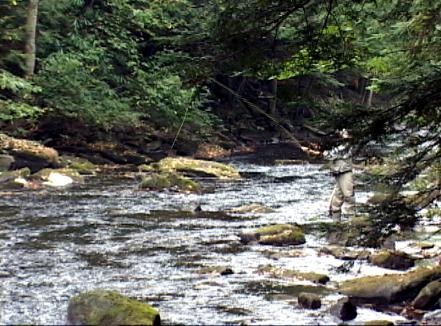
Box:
[0,160,421,324]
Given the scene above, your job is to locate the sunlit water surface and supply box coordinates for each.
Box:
[0,162,413,324]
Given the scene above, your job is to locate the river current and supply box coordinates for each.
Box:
[0,161,414,324]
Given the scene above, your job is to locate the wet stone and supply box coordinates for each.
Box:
[369,250,415,271]
[67,289,160,325]
[197,266,234,276]
[330,297,357,321]
[257,265,330,285]
[298,292,321,310]
[412,280,441,310]
[240,224,305,246]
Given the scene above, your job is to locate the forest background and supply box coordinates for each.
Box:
[0,0,440,238]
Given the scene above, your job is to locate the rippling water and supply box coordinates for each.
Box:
[0,161,410,324]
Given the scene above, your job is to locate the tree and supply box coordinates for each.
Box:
[25,0,38,78]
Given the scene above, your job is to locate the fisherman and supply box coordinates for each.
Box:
[323,129,355,219]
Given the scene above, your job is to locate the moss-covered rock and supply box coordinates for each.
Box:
[139,172,201,192]
[412,280,441,310]
[257,265,329,284]
[369,250,415,271]
[59,155,97,175]
[364,320,394,326]
[244,224,305,246]
[0,167,31,188]
[339,266,441,304]
[67,289,160,326]
[0,133,59,172]
[153,157,240,180]
[298,292,321,309]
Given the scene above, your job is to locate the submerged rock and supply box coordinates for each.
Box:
[329,297,357,321]
[153,157,240,180]
[139,172,201,192]
[227,203,275,214]
[240,224,305,246]
[412,280,441,310]
[197,266,234,276]
[369,250,416,270]
[319,246,370,260]
[298,292,321,310]
[339,266,441,304]
[67,289,160,326]
[0,133,59,172]
[257,265,329,284]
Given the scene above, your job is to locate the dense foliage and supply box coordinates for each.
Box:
[0,0,439,237]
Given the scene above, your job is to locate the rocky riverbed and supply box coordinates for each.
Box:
[0,139,440,324]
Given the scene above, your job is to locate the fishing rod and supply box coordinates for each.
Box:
[169,77,320,157]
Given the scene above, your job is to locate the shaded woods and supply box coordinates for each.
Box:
[0,0,440,324]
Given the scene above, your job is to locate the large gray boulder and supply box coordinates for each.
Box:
[67,289,160,326]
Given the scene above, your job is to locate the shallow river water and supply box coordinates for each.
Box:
[0,161,420,324]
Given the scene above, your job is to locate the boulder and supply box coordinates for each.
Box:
[139,172,201,192]
[240,224,305,246]
[339,266,441,304]
[67,289,160,326]
[422,309,441,325]
[330,297,357,321]
[257,265,329,284]
[412,280,441,310]
[369,250,416,270]
[153,157,240,180]
[298,292,321,310]
[0,133,59,172]
[59,155,97,175]
[0,154,14,171]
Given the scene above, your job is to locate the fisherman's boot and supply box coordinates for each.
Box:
[330,210,342,221]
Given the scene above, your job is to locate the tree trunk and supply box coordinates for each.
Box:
[25,0,38,78]
[269,79,278,116]
[367,83,374,107]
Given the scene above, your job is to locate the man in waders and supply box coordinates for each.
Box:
[323,129,355,219]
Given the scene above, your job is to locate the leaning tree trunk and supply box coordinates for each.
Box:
[25,0,38,78]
